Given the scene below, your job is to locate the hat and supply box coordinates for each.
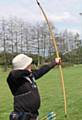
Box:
[12,54,32,70]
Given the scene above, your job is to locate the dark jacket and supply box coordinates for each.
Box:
[7,61,56,115]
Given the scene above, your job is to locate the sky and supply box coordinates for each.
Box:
[0,0,82,37]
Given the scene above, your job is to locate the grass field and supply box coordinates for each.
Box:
[0,65,82,120]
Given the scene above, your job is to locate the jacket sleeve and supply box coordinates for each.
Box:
[32,61,57,80]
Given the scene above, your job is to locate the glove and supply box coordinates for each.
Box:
[55,57,61,65]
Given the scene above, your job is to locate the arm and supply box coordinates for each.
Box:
[33,58,61,80]
[32,61,57,80]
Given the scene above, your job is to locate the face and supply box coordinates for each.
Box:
[26,64,32,72]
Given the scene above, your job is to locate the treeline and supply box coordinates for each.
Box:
[62,47,82,64]
[0,17,82,70]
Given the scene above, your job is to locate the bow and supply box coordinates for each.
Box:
[35,0,67,117]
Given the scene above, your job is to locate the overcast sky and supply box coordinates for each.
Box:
[0,0,82,36]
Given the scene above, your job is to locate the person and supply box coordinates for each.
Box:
[7,54,61,120]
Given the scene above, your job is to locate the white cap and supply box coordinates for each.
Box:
[12,54,32,70]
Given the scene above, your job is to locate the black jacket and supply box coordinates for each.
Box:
[7,61,56,115]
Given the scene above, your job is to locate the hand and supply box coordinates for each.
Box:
[55,57,61,65]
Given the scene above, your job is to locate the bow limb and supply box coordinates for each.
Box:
[35,0,67,117]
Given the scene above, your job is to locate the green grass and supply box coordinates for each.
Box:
[0,65,82,120]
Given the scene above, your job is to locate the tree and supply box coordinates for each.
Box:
[2,19,7,71]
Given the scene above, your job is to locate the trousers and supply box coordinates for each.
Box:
[10,112,37,120]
